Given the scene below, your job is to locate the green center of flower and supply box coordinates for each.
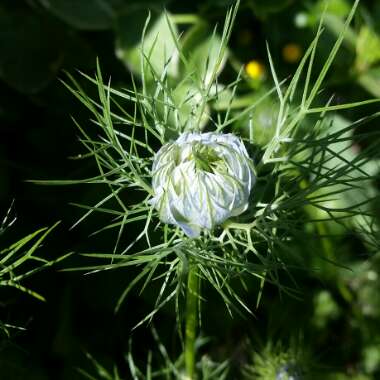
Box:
[191,143,222,173]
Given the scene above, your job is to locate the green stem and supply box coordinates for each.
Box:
[172,14,200,25]
[185,264,199,380]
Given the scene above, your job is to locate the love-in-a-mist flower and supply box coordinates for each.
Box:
[150,132,255,237]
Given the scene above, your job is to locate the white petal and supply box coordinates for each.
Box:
[150,131,256,236]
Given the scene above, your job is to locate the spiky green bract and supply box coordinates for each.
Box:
[0,206,67,301]
[0,204,70,336]
[77,351,122,380]
[51,2,274,320]
[243,340,312,380]
[46,0,380,326]
[78,329,229,380]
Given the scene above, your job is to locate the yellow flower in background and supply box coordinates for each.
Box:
[282,43,302,63]
[245,60,265,80]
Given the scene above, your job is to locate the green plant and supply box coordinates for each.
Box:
[0,203,69,337]
[34,0,380,378]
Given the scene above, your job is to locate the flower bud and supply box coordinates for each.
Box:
[276,363,303,380]
[150,132,255,237]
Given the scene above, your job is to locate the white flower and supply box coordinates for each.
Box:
[150,132,255,237]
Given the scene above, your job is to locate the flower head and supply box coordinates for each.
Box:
[150,132,255,237]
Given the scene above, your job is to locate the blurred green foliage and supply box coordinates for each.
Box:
[0,0,380,379]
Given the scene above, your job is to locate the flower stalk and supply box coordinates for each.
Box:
[185,263,199,380]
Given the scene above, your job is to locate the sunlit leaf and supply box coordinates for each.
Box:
[115,10,179,79]
[356,26,380,72]
[181,21,227,87]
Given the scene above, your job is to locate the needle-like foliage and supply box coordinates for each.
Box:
[0,204,70,336]
[78,329,229,380]
[34,0,379,328]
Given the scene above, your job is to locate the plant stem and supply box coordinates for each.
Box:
[185,264,199,380]
[172,14,200,25]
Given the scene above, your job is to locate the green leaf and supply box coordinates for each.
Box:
[0,221,66,301]
[180,22,227,87]
[234,94,279,147]
[147,79,210,136]
[358,67,380,97]
[39,0,117,30]
[305,115,378,233]
[115,10,179,79]
[315,0,351,18]
[356,26,380,72]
